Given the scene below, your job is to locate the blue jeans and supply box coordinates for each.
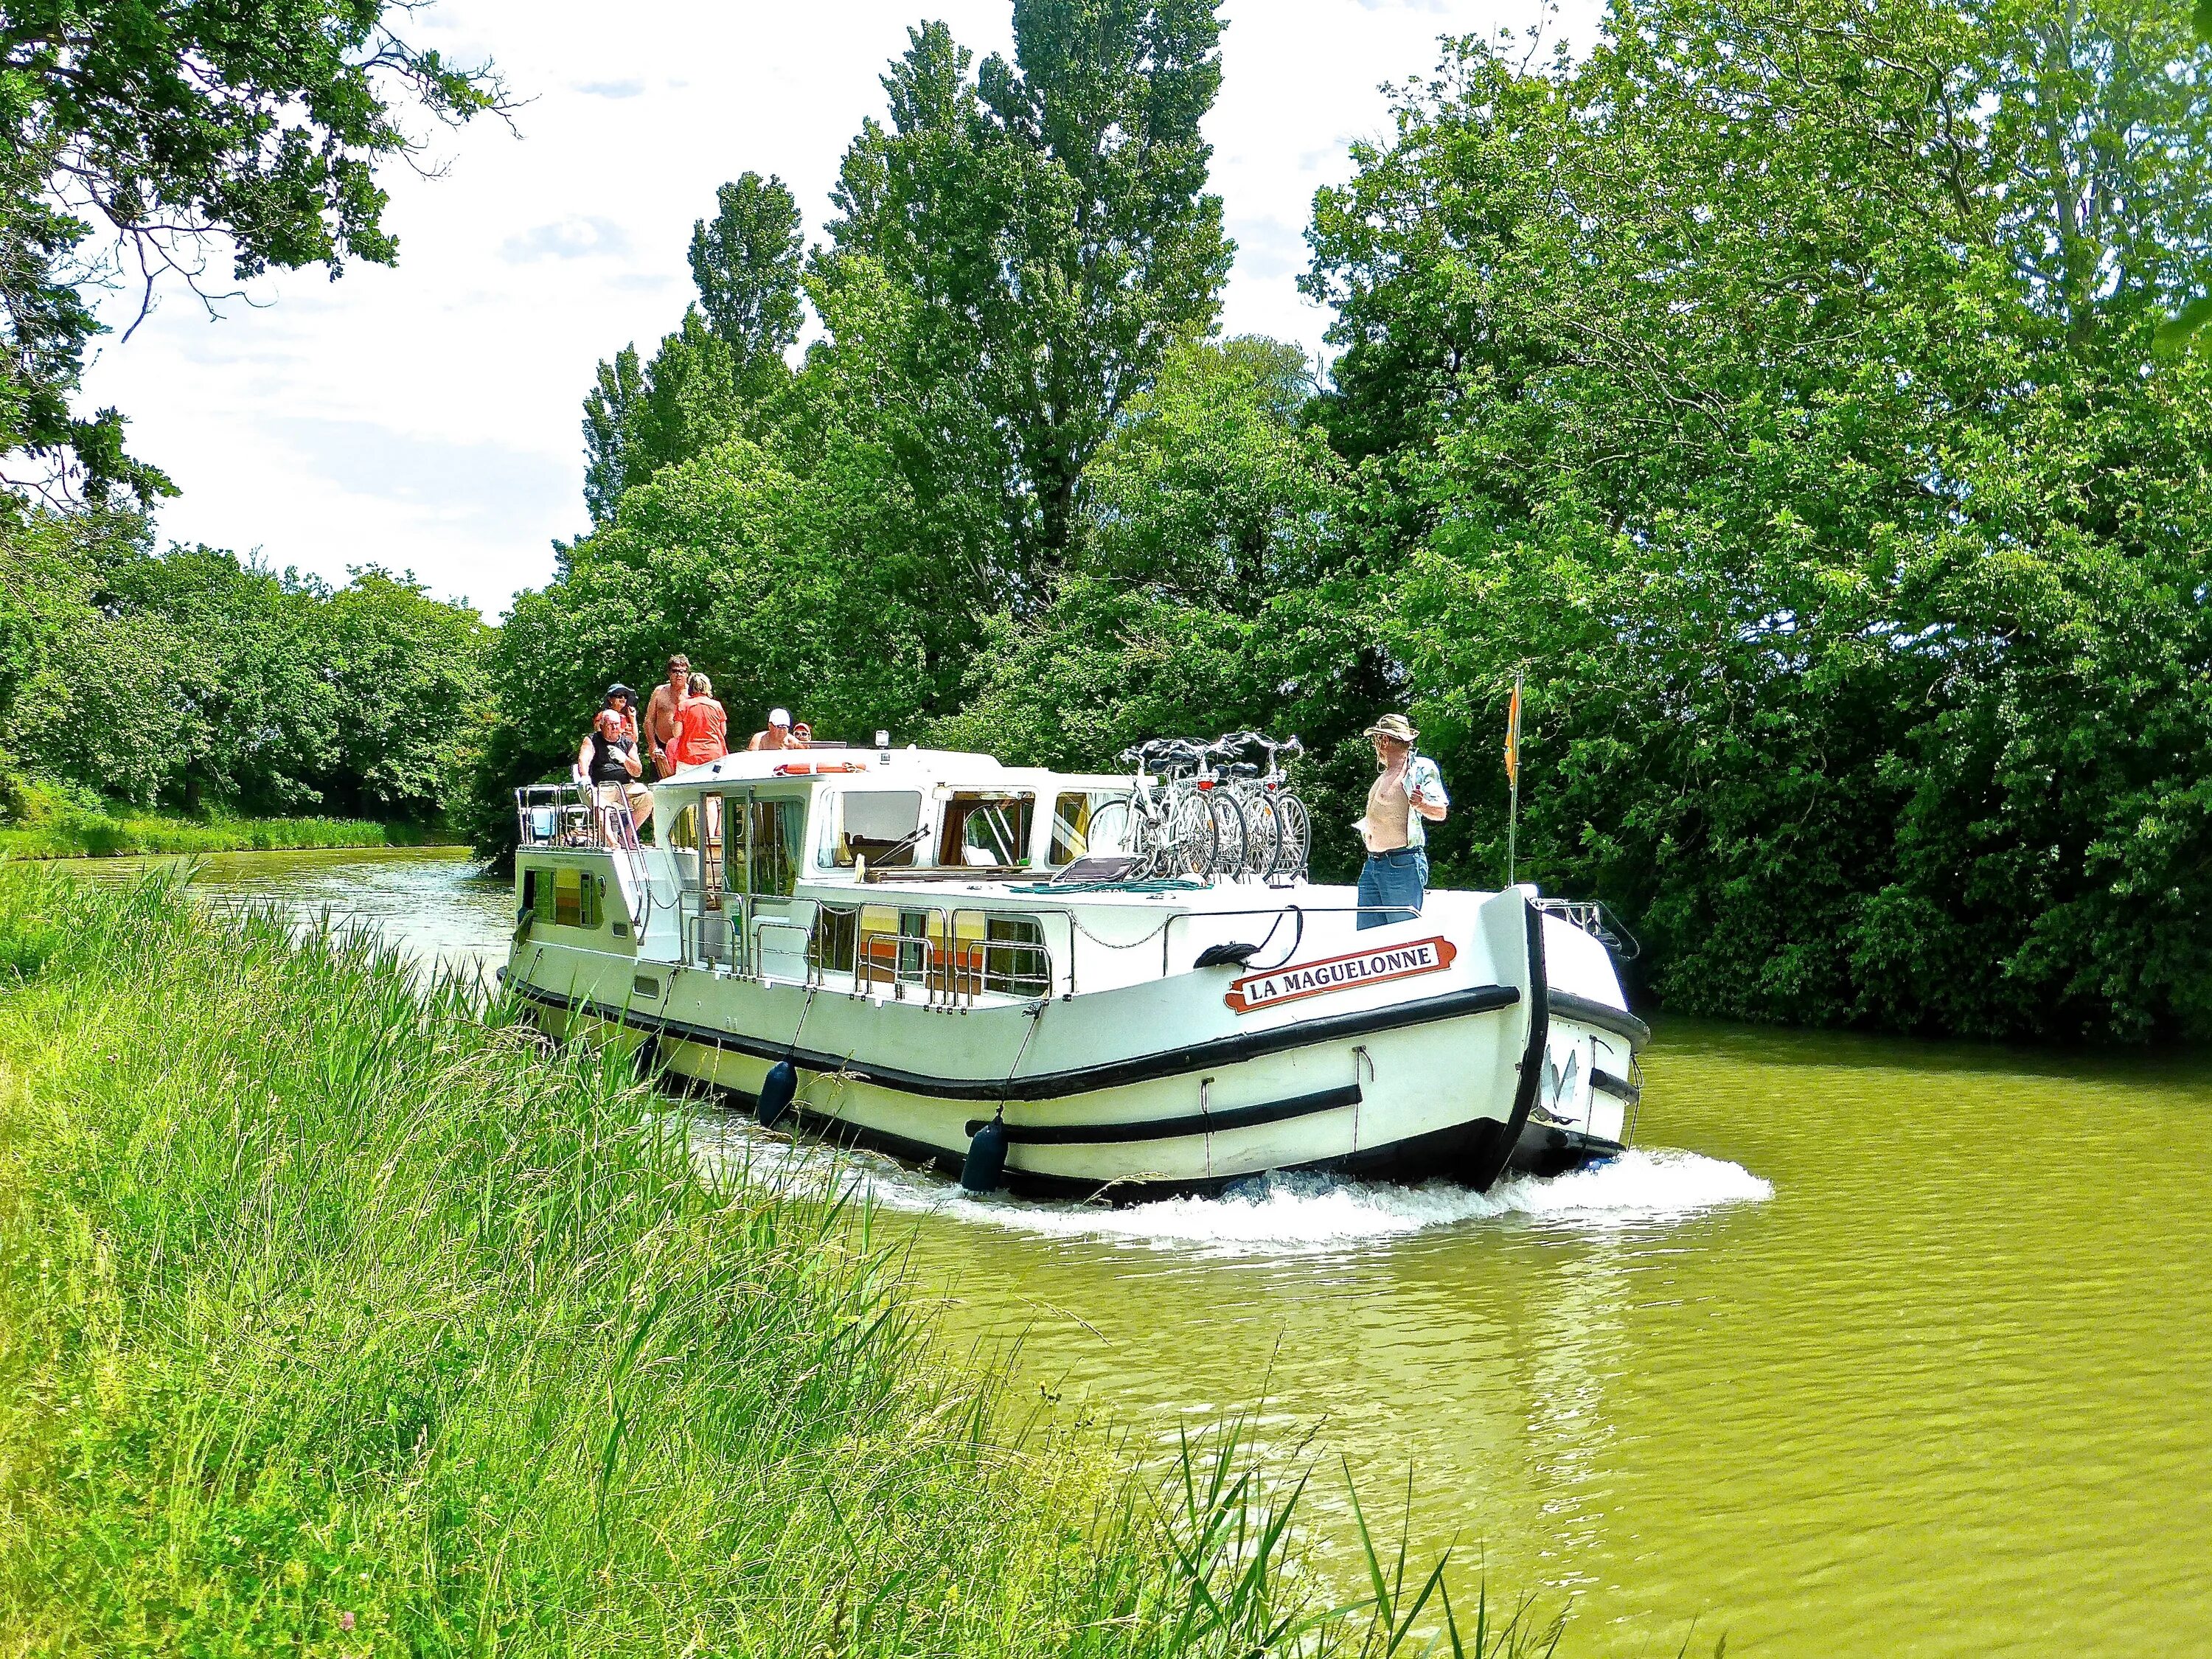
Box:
[1357,847,1428,929]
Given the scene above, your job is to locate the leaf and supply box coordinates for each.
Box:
[2154,292,2212,354]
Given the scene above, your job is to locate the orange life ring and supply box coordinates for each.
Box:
[772,759,866,776]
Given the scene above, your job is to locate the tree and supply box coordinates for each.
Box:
[688,173,805,399]
[932,335,1380,865]
[1304,0,2212,1040]
[824,1,1232,587]
[581,346,644,529]
[577,312,740,529]
[0,0,507,504]
[1084,336,1346,611]
[0,507,485,821]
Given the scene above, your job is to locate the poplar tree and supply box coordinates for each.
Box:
[824,0,1232,589]
[688,173,805,399]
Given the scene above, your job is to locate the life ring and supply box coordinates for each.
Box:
[773,759,866,776]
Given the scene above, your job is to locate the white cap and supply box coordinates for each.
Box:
[769,707,791,726]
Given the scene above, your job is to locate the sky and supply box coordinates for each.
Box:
[77,0,1595,617]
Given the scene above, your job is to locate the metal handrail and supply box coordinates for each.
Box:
[1531,897,1641,961]
[749,915,813,984]
[806,895,1065,1005]
[517,782,663,930]
[1161,902,1441,973]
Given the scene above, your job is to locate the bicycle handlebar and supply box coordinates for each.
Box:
[1121,731,1303,772]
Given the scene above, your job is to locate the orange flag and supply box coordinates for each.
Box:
[1504,679,1522,786]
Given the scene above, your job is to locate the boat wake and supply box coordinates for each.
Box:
[926,1150,1771,1253]
[691,1119,1770,1255]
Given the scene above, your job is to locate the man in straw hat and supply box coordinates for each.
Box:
[1355,712,1448,929]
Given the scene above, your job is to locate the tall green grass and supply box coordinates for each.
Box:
[0,866,1565,1656]
[0,810,445,859]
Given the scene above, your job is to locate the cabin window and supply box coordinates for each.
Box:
[1048,791,1135,865]
[544,867,602,929]
[823,789,924,868]
[939,792,1034,869]
[984,914,1048,996]
[729,796,805,896]
[663,802,698,851]
[521,868,538,914]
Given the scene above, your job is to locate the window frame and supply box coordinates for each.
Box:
[937,790,1036,870]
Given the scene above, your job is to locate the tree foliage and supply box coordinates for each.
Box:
[578,177,806,530]
[493,0,2212,1045]
[689,171,805,397]
[824,1,1231,583]
[0,505,487,821]
[1304,0,2212,1039]
[0,0,506,505]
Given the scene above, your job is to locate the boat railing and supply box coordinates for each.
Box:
[751,915,813,978]
[802,897,1063,1006]
[1531,897,1641,961]
[516,782,664,925]
[1161,903,1432,975]
[679,889,748,974]
[516,782,597,849]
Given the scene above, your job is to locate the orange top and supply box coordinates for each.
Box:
[672,698,728,765]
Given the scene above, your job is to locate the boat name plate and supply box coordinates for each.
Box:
[1224,936,1458,1014]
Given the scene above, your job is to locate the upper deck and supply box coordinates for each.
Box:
[517,742,1630,1017]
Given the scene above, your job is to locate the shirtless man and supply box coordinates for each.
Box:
[1355,713,1448,930]
[747,706,799,751]
[644,655,689,777]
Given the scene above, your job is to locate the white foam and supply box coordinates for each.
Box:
[689,1121,1770,1256]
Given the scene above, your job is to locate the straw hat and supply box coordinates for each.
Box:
[1364,713,1418,742]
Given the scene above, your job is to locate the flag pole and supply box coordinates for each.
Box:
[1505,671,1523,889]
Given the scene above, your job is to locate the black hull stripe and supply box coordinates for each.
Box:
[1461,903,1550,1193]
[1550,991,1649,1049]
[963,1082,1363,1146]
[702,1091,1593,1205]
[507,976,1519,1102]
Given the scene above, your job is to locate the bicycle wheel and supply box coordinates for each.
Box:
[1085,797,1137,862]
[1271,791,1311,880]
[1164,790,1218,877]
[1205,790,1249,879]
[1238,788,1284,880]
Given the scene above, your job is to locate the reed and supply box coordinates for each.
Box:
[0,865,1564,1657]
[0,811,448,860]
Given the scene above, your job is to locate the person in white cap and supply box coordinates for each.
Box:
[747,706,799,751]
[1354,712,1447,928]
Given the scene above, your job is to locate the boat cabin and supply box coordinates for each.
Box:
[515,746,1166,1006]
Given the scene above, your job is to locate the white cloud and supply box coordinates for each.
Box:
[77,0,1596,617]
[500,215,633,262]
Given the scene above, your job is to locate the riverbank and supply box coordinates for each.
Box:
[0,810,453,860]
[0,866,1531,1656]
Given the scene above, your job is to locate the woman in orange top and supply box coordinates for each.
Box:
[670,672,728,768]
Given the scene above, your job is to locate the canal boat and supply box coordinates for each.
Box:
[503,742,1647,1201]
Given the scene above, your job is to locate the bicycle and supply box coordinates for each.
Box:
[1216,731,1310,882]
[1104,738,1240,878]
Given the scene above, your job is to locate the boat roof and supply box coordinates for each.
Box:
[653,745,1127,796]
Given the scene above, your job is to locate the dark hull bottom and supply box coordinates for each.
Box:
[677,1068,1621,1207]
[1508,1119,1627,1180]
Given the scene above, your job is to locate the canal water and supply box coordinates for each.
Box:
[108,848,2212,1657]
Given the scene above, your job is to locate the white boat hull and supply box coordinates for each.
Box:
[506,883,1645,1201]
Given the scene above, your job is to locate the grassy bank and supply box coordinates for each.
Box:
[0,810,451,860]
[0,867,1551,1656]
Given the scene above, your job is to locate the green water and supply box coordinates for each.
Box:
[145,849,2212,1656]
